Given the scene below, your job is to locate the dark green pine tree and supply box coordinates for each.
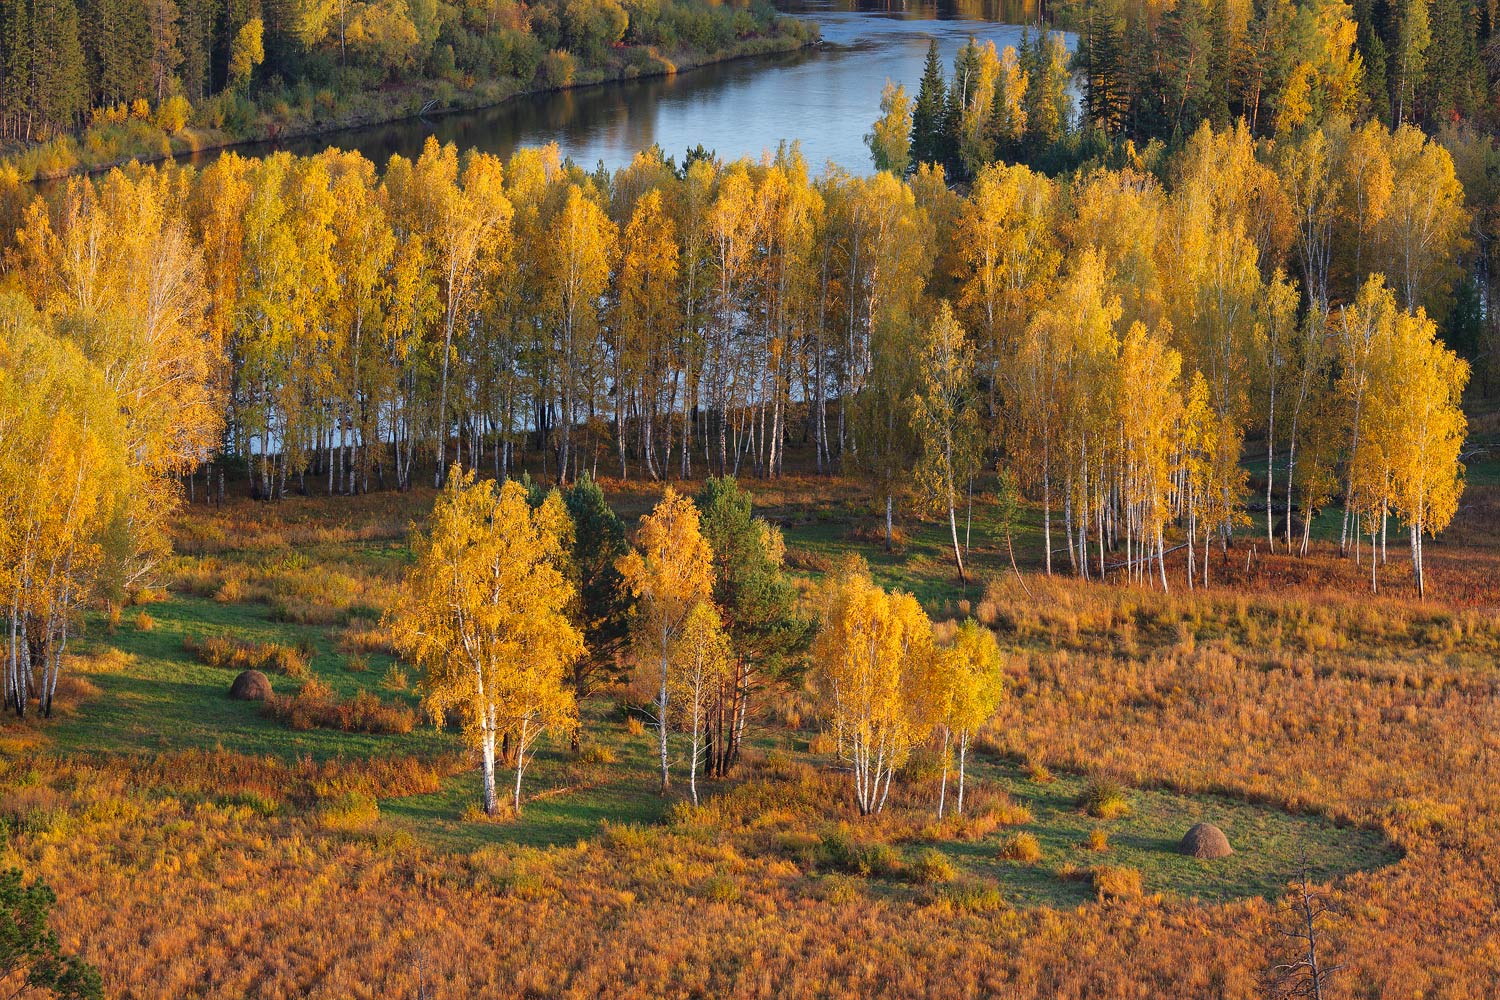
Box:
[1078,1,1127,134]
[945,36,980,174]
[1122,13,1157,137]
[910,39,950,168]
[177,0,221,102]
[81,0,151,106]
[1424,0,1483,124]
[559,473,635,704]
[1362,20,1392,128]
[1205,0,1232,129]
[0,0,32,139]
[30,0,87,136]
[0,868,103,1000]
[1159,0,1211,137]
[694,475,812,778]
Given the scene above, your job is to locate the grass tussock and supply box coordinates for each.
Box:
[263,678,416,735]
[182,633,312,678]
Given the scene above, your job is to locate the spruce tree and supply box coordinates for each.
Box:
[31,0,87,135]
[910,39,949,168]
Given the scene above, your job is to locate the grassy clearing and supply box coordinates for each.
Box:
[42,514,1394,909]
[58,594,443,761]
[6,455,1496,997]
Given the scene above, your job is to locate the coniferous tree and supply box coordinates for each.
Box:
[1078,0,1127,134]
[694,475,811,777]
[910,39,950,168]
[560,473,635,702]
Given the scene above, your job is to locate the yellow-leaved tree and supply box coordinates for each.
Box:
[934,619,1005,817]
[1355,296,1469,596]
[0,299,128,718]
[811,558,935,816]
[617,488,715,794]
[672,602,732,806]
[910,301,981,585]
[386,468,583,816]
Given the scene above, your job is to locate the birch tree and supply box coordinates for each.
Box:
[935,619,1004,817]
[386,469,583,816]
[910,301,981,584]
[810,558,934,816]
[617,488,715,794]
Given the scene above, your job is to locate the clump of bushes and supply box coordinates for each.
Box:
[263,678,415,734]
[315,790,380,832]
[818,873,862,904]
[821,826,902,878]
[1082,776,1132,819]
[937,877,1006,912]
[183,633,311,678]
[999,832,1042,863]
[908,848,956,885]
[1085,828,1111,852]
[1091,865,1143,901]
[379,663,409,692]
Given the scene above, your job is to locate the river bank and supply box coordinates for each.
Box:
[4,23,819,184]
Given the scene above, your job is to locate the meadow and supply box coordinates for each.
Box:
[2,435,1498,998]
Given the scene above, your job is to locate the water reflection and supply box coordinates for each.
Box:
[218,0,1067,173]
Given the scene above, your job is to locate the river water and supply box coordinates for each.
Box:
[231,0,1064,174]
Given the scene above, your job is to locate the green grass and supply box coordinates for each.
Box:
[59,595,446,761]
[37,481,1404,910]
[921,758,1394,906]
[382,701,670,852]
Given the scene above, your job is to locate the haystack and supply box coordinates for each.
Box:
[1180,822,1233,859]
[229,669,272,701]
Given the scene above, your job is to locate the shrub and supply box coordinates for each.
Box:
[939,877,1006,912]
[1086,828,1110,852]
[316,791,379,832]
[1091,865,1143,901]
[1082,777,1132,819]
[576,742,616,765]
[262,683,415,735]
[703,875,741,903]
[182,633,310,678]
[155,95,191,132]
[537,49,576,88]
[344,654,369,673]
[999,832,1042,863]
[909,848,956,884]
[1025,761,1055,783]
[379,663,408,692]
[625,715,647,737]
[131,611,154,632]
[819,873,861,903]
[821,828,902,878]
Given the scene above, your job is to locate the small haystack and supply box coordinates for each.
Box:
[229,669,272,701]
[1180,822,1233,859]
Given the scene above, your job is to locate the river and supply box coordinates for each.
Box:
[221,0,1066,174]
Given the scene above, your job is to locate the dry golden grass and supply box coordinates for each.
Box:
[3,477,1498,998]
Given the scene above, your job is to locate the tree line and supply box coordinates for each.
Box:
[0,114,1477,719]
[1063,0,1493,143]
[0,0,791,144]
[874,0,1499,182]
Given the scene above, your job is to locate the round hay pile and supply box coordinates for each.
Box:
[229,669,273,701]
[1180,822,1233,859]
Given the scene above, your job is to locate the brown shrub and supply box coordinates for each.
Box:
[1091,865,1143,901]
[182,633,311,678]
[262,683,415,735]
